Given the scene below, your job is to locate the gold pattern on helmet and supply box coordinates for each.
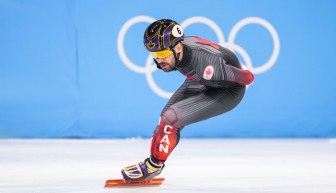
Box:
[147,41,155,49]
[158,22,175,51]
[143,19,184,53]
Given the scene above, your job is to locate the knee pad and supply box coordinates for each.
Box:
[161,108,179,128]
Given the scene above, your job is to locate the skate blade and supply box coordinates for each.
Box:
[104,178,165,187]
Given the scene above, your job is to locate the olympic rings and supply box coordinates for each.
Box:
[117,16,280,98]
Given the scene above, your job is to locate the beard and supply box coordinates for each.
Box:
[159,62,174,72]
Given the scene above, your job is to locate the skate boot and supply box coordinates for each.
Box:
[121,158,164,182]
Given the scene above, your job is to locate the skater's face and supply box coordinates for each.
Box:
[155,53,175,72]
[152,43,183,72]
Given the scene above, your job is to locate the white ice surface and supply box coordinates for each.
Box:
[0,139,336,193]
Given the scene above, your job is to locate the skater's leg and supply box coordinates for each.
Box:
[150,85,246,164]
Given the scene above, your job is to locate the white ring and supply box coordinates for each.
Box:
[181,16,225,45]
[145,55,172,98]
[117,16,156,74]
[228,17,280,74]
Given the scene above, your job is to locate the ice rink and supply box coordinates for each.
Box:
[1,138,336,193]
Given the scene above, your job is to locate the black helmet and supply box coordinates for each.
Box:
[144,19,184,58]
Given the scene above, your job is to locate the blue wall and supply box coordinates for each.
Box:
[1,0,336,138]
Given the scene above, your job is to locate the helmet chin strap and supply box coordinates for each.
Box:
[171,48,181,71]
[153,58,162,69]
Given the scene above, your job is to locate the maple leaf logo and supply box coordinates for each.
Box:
[147,41,155,49]
[206,68,212,75]
[203,65,214,80]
